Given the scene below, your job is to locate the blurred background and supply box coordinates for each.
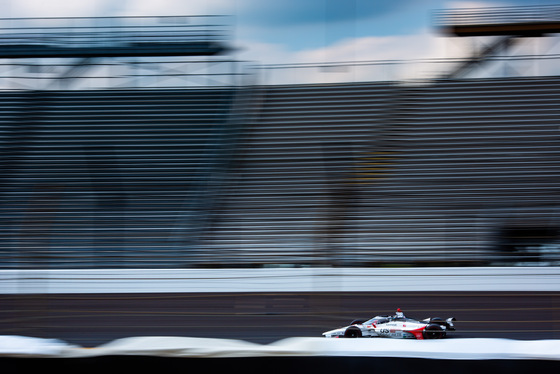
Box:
[1,0,560,347]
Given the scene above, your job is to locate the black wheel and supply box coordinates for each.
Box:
[350,319,364,325]
[430,317,445,325]
[423,324,445,339]
[344,326,363,338]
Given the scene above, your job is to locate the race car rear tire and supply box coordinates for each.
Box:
[423,324,446,339]
[344,326,363,338]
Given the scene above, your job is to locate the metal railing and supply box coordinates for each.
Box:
[433,5,560,27]
[0,15,240,89]
[0,58,251,90]
[0,15,231,47]
[250,54,560,85]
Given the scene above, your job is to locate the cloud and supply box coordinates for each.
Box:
[443,0,510,8]
[238,28,468,64]
[118,0,235,17]
[444,0,560,9]
[1,0,417,23]
[237,0,417,27]
[296,34,440,63]
[2,0,115,18]
[236,30,472,83]
[0,0,235,18]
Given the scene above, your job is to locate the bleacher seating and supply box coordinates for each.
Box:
[206,77,560,266]
[2,76,560,268]
[0,88,236,267]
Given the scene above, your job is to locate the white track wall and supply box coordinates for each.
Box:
[2,267,560,294]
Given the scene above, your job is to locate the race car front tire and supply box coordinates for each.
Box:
[344,326,363,338]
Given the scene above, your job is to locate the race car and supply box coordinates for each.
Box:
[322,309,456,340]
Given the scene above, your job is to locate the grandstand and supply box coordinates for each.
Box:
[204,78,560,267]
[0,88,239,267]
[1,9,560,268]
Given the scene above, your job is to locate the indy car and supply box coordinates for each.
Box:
[323,309,456,340]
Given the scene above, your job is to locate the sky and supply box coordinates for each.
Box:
[0,0,559,82]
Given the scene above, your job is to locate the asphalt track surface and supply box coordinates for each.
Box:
[2,292,560,347]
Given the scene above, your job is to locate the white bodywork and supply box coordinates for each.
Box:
[323,315,455,340]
